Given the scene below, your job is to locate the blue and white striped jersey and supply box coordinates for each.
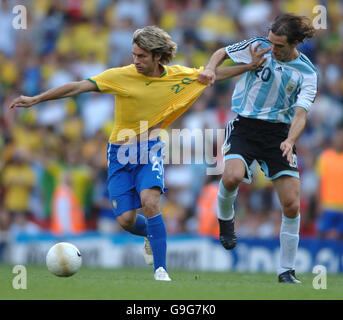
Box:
[225,37,318,123]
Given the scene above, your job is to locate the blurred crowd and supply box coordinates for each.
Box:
[1,0,343,256]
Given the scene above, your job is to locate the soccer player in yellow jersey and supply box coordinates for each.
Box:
[10,26,267,281]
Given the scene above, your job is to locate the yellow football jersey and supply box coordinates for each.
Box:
[88,64,207,143]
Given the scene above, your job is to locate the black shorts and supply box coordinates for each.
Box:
[222,115,299,183]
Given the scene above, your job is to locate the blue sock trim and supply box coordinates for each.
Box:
[147,212,163,223]
[282,213,301,223]
[219,179,238,197]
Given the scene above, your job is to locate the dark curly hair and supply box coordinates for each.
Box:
[270,13,316,45]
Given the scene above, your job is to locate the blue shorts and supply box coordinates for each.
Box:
[317,209,343,235]
[107,138,167,217]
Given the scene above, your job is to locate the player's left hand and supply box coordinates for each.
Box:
[280,139,295,165]
[249,42,270,69]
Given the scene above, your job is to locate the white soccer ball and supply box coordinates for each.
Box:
[46,242,82,277]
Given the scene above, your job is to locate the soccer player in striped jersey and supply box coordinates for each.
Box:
[9,26,267,281]
[198,13,318,283]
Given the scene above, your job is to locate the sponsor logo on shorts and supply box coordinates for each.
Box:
[222,143,231,156]
[289,154,298,168]
[112,200,117,209]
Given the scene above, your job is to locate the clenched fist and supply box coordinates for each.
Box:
[197,68,216,86]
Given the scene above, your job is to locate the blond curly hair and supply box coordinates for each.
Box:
[132,26,177,65]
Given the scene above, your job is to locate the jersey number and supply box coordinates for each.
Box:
[255,67,272,82]
[171,78,195,94]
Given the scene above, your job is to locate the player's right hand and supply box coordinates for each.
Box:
[9,95,37,109]
[197,68,216,86]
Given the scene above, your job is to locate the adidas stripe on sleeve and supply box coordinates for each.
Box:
[226,37,270,64]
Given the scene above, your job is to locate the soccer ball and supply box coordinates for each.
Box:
[46,242,82,277]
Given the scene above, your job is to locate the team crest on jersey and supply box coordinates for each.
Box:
[286,80,297,95]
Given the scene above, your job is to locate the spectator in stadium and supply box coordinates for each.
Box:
[316,122,343,241]
[9,210,41,238]
[197,175,220,239]
[50,171,87,235]
[198,13,318,283]
[2,150,35,215]
[9,25,267,281]
[0,208,11,262]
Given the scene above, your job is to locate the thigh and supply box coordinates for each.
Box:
[107,170,141,218]
[135,141,167,196]
[222,158,246,188]
[222,118,256,183]
[273,175,300,210]
[140,187,162,217]
[107,152,142,217]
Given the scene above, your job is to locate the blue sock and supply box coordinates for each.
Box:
[147,213,167,271]
[128,214,147,236]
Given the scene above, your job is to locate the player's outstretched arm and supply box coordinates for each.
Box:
[215,64,253,81]
[215,43,270,81]
[9,80,98,109]
[197,48,227,86]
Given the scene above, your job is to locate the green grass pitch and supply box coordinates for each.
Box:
[1,264,342,300]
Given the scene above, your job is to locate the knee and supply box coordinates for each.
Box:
[282,199,300,219]
[221,173,242,191]
[141,196,160,217]
[117,214,135,231]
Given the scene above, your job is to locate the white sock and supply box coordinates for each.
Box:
[278,213,300,275]
[217,179,238,221]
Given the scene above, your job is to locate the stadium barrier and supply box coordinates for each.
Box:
[6,233,343,273]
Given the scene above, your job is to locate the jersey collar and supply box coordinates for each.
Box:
[159,65,167,78]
